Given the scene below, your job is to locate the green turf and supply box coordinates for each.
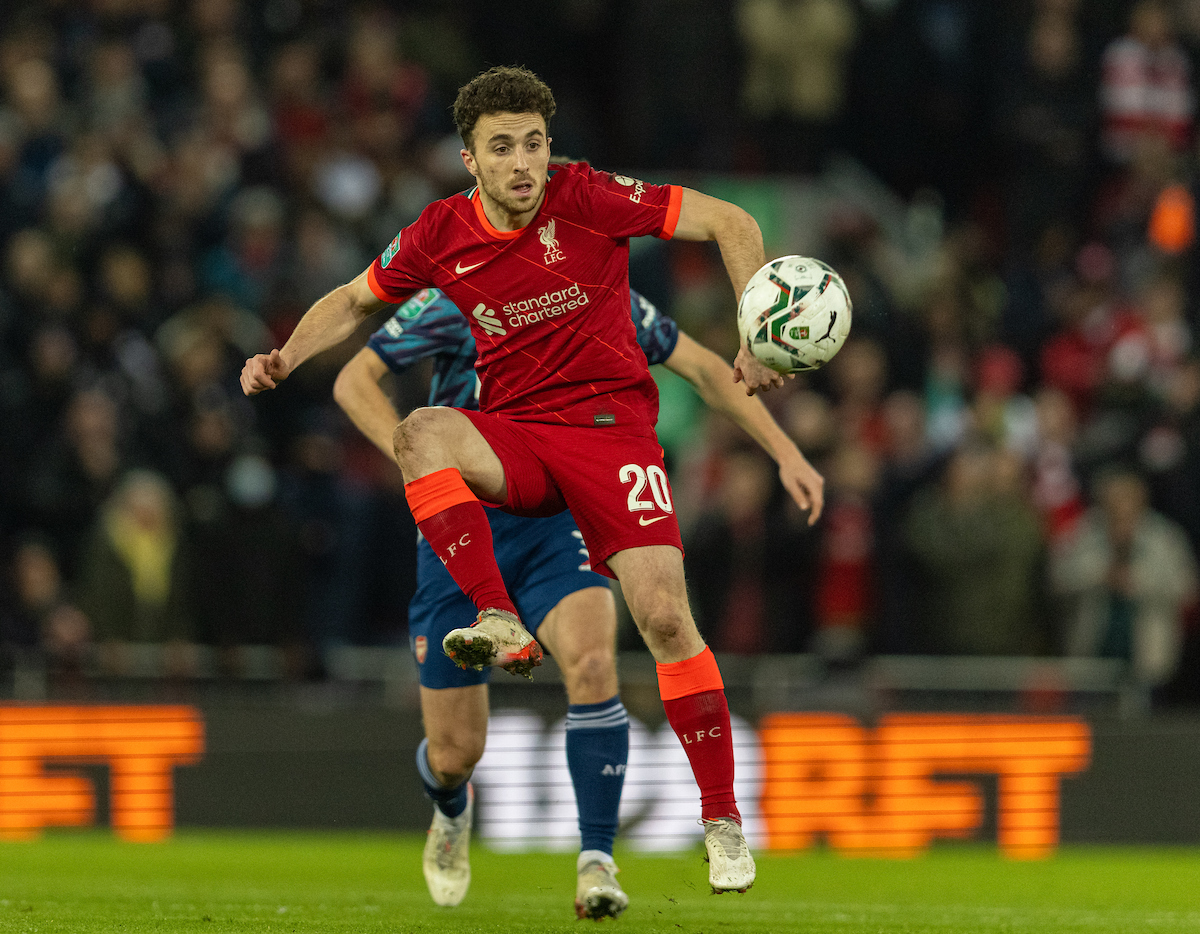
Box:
[0,833,1197,933]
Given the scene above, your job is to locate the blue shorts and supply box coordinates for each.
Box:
[409,507,610,689]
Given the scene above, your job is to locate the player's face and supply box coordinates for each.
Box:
[462,112,550,230]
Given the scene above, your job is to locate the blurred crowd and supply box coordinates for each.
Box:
[1,0,1199,706]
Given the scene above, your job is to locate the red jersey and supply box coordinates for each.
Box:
[366,162,683,429]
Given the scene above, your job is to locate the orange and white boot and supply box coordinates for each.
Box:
[442,608,543,680]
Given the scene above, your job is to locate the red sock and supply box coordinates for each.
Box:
[657,647,740,824]
[405,469,517,618]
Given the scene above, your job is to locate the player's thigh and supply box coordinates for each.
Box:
[606,544,704,662]
[420,683,489,773]
[530,425,683,576]
[535,585,618,704]
[458,409,563,514]
[398,406,508,502]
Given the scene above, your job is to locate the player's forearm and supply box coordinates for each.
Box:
[673,189,765,297]
[277,287,364,372]
[333,365,403,460]
[712,209,766,299]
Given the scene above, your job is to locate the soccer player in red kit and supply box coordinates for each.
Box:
[241,66,793,894]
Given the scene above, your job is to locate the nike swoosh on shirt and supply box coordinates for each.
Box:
[638,515,669,526]
[455,260,485,275]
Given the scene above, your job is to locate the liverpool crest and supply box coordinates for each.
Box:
[539,219,564,264]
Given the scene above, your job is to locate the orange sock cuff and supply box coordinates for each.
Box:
[404,468,478,523]
[656,646,724,700]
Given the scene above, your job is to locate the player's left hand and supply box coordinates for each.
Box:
[778,451,825,525]
[733,345,793,395]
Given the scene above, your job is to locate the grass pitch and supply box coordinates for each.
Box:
[0,833,1197,933]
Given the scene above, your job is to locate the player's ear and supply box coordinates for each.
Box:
[461,148,478,178]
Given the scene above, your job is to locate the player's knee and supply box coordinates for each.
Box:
[394,408,446,469]
[426,736,483,782]
[636,605,693,649]
[392,411,426,461]
[630,585,690,638]
[564,646,616,697]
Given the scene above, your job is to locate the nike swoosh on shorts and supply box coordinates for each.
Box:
[638,515,669,526]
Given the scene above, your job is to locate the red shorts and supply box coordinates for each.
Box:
[459,410,683,579]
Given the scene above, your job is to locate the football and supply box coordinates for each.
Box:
[737,255,852,373]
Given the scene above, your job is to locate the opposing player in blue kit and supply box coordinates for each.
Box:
[333,286,823,918]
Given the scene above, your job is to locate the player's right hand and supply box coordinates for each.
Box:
[733,345,791,396]
[240,349,290,396]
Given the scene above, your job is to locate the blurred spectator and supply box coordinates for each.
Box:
[25,386,130,575]
[1030,386,1088,544]
[921,284,973,451]
[1001,223,1077,371]
[200,185,286,314]
[339,10,431,168]
[155,295,272,420]
[1,57,69,219]
[4,227,60,344]
[825,336,889,452]
[194,41,273,183]
[96,243,160,334]
[1100,0,1194,165]
[74,469,198,678]
[268,39,332,189]
[1134,266,1193,392]
[84,38,149,137]
[872,389,940,654]
[185,444,307,677]
[736,0,858,172]
[994,0,1096,257]
[812,441,879,662]
[44,132,139,258]
[1137,356,1200,553]
[685,448,816,654]
[905,442,1048,655]
[0,323,77,518]
[1039,242,1145,420]
[276,415,376,654]
[1,533,89,682]
[969,343,1038,458]
[281,207,368,310]
[1096,134,1183,288]
[1051,468,1197,686]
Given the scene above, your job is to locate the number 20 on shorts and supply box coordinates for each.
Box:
[619,464,673,516]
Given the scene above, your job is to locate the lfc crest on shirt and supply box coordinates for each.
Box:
[539,218,564,264]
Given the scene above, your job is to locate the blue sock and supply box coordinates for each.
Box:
[416,738,469,818]
[566,695,629,857]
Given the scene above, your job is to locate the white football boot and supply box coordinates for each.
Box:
[442,608,543,679]
[422,785,473,907]
[703,818,756,893]
[574,851,629,920]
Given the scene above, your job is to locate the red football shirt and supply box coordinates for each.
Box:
[367,162,683,429]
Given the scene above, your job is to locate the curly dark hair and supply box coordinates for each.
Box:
[453,66,556,151]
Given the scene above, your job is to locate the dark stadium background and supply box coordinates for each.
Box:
[1,0,1200,851]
